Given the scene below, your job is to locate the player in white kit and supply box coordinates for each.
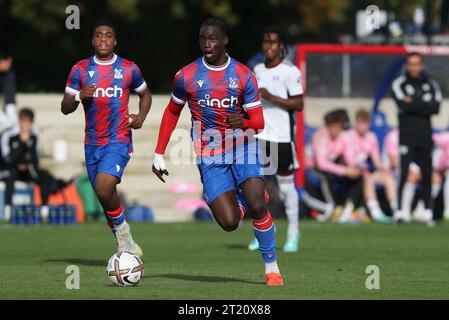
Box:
[248,27,304,252]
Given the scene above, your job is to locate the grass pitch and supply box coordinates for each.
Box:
[0,220,448,299]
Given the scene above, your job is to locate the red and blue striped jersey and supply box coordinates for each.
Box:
[171,55,261,155]
[65,54,147,146]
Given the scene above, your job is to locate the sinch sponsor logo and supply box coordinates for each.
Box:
[198,94,237,108]
[94,85,123,98]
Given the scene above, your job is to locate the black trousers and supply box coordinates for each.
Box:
[5,168,53,205]
[315,170,363,207]
[0,69,16,105]
[398,143,433,210]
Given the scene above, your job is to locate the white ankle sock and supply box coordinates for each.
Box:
[401,183,415,219]
[390,200,398,213]
[339,202,354,222]
[367,200,383,219]
[265,261,280,275]
[114,220,127,230]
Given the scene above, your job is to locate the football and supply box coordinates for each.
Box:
[106,252,144,287]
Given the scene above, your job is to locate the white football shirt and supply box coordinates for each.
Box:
[254,60,303,143]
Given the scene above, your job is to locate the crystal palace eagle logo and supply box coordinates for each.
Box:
[114,68,123,80]
[228,77,239,89]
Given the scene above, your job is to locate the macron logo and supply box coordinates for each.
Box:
[88,70,95,78]
[197,80,204,88]
[116,165,121,173]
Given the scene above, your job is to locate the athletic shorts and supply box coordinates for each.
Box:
[85,143,132,187]
[197,140,264,204]
[259,140,299,174]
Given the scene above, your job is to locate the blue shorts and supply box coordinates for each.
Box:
[197,140,264,204]
[85,143,132,187]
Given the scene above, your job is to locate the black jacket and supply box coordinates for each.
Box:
[391,72,442,146]
[0,126,39,169]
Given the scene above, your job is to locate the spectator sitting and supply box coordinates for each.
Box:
[346,109,396,223]
[0,54,17,131]
[1,108,53,219]
[313,111,363,223]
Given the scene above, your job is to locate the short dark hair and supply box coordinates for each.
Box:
[406,51,424,62]
[19,107,34,122]
[200,18,228,37]
[93,19,116,37]
[355,109,371,122]
[263,26,288,57]
[325,111,345,126]
[263,26,286,44]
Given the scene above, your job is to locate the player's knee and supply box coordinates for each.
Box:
[222,222,239,232]
[247,201,266,220]
[218,215,239,232]
[95,184,114,201]
[220,220,239,232]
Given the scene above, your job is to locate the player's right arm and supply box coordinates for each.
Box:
[61,85,96,114]
[61,64,96,115]
[259,65,304,111]
[152,69,186,183]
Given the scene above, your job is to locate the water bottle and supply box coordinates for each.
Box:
[25,205,33,225]
[33,206,41,224]
[70,205,77,224]
[17,206,25,225]
[57,206,66,225]
[63,205,70,224]
[10,206,17,225]
[49,206,58,225]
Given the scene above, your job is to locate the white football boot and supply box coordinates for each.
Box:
[115,222,143,257]
[420,209,436,227]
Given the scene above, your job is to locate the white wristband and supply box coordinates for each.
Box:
[75,92,81,102]
[153,153,166,171]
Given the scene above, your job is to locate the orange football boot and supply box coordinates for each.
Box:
[265,273,283,286]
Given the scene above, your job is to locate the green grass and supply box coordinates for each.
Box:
[0,220,449,299]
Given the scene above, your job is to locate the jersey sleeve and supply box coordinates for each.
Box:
[242,70,261,111]
[253,64,267,89]
[65,64,81,96]
[315,138,347,176]
[170,69,187,106]
[286,66,304,96]
[131,63,147,93]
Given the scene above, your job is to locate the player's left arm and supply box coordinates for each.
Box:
[128,63,152,129]
[128,87,152,129]
[226,108,264,131]
[259,66,304,111]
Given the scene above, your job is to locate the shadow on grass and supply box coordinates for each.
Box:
[225,244,281,251]
[43,258,105,266]
[150,273,263,285]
